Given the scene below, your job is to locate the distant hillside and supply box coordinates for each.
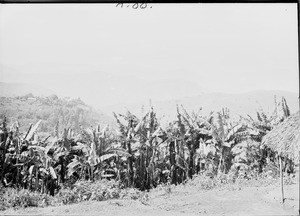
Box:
[0,73,207,107]
[0,82,57,97]
[101,90,299,122]
[0,94,116,136]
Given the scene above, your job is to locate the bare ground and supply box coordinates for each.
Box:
[2,182,299,216]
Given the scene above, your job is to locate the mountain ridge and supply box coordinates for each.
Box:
[0,82,298,125]
[100,90,299,122]
[0,94,116,135]
[0,82,58,97]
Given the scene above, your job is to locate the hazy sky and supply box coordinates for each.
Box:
[0,3,298,101]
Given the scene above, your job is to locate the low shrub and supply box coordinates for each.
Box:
[184,169,279,192]
[0,188,55,210]
[0,179,124,210]
[55,179,121,204]
[119,188,142,200]
[0,171,282,211]
[185,173,217,190]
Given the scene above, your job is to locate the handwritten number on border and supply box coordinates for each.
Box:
[116,3,151,9]
[132,3,139,9]
[116,3,123,8]
[140,3,147,9]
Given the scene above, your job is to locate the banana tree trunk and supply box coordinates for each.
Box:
[169,141,176,165]
[139,152,146,190]
[218,147,224,174]
[45,177,48,195]
[218,156,223,174]
[149,144,157,188]
[175,139,182,184]
[188,150,194,179]
[49,179,55,196]
[126,141,134,187]
[30,174,33,190]
[15,139,20,188]
[60,158,65,183]
[90,165,94,181]
[41,177,45,194]
[169,141,177,184]
[0,131,8,183]
[35,170,39,192]
[187,140,196,179]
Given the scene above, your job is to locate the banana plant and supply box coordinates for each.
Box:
[0,119,42,187]
[67,125,129,181]
[201,108,248,174]
[27,140,57,194]
[113,111,139,187]
[176,105,215,178]
[52,129,72,184]
[239,97,291,173]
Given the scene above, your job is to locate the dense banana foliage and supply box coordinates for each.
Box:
[0,97,293,195]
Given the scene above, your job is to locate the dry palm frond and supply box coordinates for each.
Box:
[281,97,290,118]
[55,121,59,138]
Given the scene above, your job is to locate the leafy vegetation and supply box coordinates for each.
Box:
[0,95,295,211]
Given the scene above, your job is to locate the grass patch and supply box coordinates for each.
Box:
[184,170,280,192]
[0,179,143,211]
[0,171,291,211]
[54,179,123,204]
[0,188,55,210]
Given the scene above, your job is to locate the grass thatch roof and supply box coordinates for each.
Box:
[262,112,300,162]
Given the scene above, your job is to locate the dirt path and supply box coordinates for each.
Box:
[147,183,299,216]
[2,183,299,215]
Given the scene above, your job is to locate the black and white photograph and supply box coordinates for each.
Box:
[0,2,299,215]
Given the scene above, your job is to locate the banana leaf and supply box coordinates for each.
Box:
[25,120,42,141]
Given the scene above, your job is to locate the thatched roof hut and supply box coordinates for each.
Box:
[262,112,300,163]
